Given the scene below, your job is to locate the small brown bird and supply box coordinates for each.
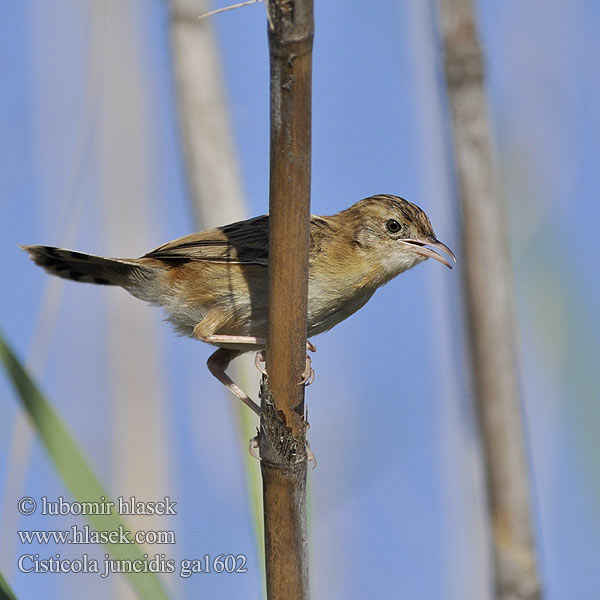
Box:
[23,194,454,415]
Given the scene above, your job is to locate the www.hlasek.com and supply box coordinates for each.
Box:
[18,524,175,546]
[17,496,247,578]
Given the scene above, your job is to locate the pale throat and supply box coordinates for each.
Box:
[380,250,426,278]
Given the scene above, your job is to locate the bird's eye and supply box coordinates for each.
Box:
[386,219,401,234]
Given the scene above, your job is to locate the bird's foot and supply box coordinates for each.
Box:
[247,435,316,469]
[254,340,316,386]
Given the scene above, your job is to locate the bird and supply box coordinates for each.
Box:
[22,194,455,415]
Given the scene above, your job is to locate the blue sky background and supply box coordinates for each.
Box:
[1,1,599,599]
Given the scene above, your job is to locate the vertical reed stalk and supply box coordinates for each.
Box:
[438,1,542,598]
[167,0,264,578]
[259,0,314,598]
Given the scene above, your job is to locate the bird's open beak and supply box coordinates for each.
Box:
[402,238,456,269]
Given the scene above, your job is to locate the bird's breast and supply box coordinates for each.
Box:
[307,278,376,337]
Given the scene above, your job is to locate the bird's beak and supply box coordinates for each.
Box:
[402,237,456,269]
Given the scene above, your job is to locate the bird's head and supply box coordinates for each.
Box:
[345,194,456,276]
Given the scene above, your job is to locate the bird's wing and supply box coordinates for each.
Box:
[143,215,270,266]
[144,214,338,266]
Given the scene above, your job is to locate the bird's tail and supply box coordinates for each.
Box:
[21,245,156,288]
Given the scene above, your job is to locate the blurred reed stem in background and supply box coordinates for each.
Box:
[438,0,542,598]
[167,0,264,582]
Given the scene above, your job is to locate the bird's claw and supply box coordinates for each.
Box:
[249,436,260,460]
[299,354,315,386]
[254,350,267,375]
[304,340,316,386]
[306,440,317,469]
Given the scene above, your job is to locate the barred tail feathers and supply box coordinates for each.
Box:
[21,245,154,288]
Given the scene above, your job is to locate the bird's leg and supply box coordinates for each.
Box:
[195,315,315,461]
[195,312,264,416]
[200,334,267,346]
[193,310,267,348]
[206,348,261,416]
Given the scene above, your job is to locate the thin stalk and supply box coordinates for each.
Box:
[259,1,314,598]
[169,0,248,228]
[167,0,264,577]
[438,1,542,598]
